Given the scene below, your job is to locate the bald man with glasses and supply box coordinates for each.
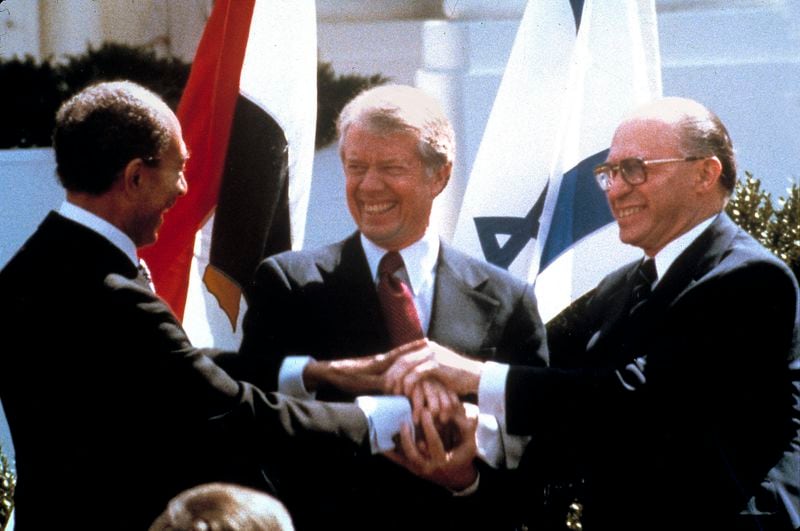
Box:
[384,97,800,531]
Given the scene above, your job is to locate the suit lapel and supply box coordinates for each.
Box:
[428,243,500,353]
[589,214,738,358]
[584,263,639,359]
[650,213,737,309]
[328,233,392,353]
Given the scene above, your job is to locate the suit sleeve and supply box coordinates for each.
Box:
[104,273,370,452]
[497,281,549,368]
[505,261,800,522]
[217,257,298,391]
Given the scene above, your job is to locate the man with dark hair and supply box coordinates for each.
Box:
[0,81,404,530]
[386,97,800,531]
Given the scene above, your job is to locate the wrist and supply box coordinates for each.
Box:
[302,359,329,392]
[460,359,483,396]
[443,462,479,492]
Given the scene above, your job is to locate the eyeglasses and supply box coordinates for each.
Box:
[593,156,708,191]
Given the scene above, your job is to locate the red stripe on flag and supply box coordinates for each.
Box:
[141,0,255,319]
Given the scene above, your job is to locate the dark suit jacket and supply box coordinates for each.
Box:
[508,214,800,531]
[0,212,370,531]
[228,232,548,530]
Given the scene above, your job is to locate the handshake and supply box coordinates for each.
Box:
[302,339,485,491]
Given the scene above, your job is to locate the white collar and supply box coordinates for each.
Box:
[360,229,440,295]
[648,214,717,283]
[59,201,139,267]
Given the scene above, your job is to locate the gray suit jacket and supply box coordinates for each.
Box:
[228,231,548,530]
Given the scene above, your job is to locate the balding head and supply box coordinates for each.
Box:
[601,97,734,256]
[622,97,736,193]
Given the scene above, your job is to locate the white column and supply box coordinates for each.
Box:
[39,0,103,60]
[416,3,523,240]
[0,0,41,60]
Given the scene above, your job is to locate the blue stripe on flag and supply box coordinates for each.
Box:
[539,149,613,270]
[570,0,585,31]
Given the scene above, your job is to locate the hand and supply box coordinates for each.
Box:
[302,345,416,395]
[384,340,483,397]
[408,379,460,425]
[383,405,479,491]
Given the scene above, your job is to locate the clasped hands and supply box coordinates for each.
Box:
[303,339,484,491]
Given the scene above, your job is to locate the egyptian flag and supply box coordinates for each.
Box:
[141,0,317,347]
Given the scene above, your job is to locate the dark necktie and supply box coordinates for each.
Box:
[377,251,424,347]
[629,258,657,315]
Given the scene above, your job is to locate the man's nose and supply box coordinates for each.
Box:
[605,172,632,200]
[177,174,188,196]
[360,167,385,190]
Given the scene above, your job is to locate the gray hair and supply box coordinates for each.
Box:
[337,84,455,174]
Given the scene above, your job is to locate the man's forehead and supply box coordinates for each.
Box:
[608,118,680,158]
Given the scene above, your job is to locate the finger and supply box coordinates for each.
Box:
[411,385,425,425]
[422,380,440,419]
[453,408,478,451]
[436,385,457,424]
[400,357,441,396]
[420,409,446,461]
[385,338,429,361]
[386,350,431,395]
[398,422,427,469]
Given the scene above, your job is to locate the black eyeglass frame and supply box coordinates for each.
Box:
[592,156,709,191]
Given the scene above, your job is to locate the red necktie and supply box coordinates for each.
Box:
[377,251,424,347]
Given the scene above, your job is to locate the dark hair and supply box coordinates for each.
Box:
[53,80,173,194]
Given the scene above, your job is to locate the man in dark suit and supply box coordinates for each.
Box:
[228,84,548,530]
[0,81,400,530]
[385,97,800,531]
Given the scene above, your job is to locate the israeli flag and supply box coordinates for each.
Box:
[453,0,661,322]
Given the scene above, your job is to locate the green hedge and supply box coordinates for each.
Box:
[0,444,12,530]
[726,172,799,278]
[0,42,386,150]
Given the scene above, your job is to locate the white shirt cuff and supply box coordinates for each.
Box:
[476,361,529,469]
[478,361,509,421]
[475,412,504,468]
[278,356,316,399]
[355,395,413,454]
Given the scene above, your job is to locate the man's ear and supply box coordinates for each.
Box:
[121,158,146,197]
[430,162,452,198]
[696,156,722,192]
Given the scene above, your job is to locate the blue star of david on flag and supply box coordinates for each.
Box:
[474,149,611,271]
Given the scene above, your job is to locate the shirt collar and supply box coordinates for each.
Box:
[648,214,717,282]
[59,201,139,266]
[360,228,440,294]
